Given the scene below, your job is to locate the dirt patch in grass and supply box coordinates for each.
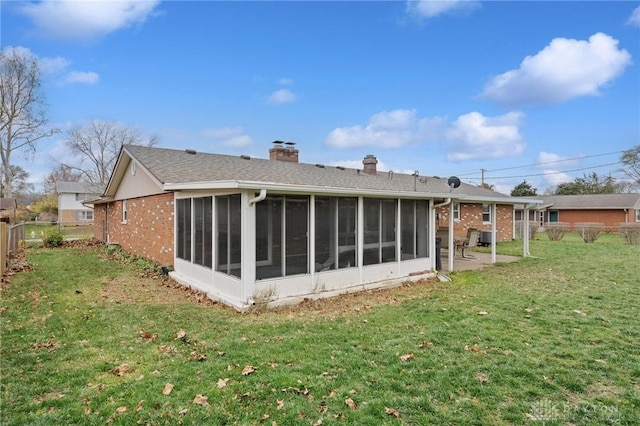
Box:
[98,275,220,307]
[259,278,446,320]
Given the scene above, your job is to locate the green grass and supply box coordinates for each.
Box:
[24,223,93,240]
[1,236,639,425]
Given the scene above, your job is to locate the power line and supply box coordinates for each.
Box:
[477,161,623,181]
[455,150,626,178]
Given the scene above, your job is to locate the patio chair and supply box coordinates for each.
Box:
[456,228,479,259]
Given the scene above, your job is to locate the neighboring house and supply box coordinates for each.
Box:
[541,194,640,231]
[89,143,540,310]
[55,181,100,225]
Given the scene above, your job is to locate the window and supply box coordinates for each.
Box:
[122,200,128,223]
[482,204,491,223]
[363,198,397,265]
[75,193,92,201]
[176,198,191,261]
[452,203,460,221]
[194,197,213,269]
[315,197,357,271]
[636,209,640,222]
[216,194,241,277]
[76,210,93,221]
[255,195,309,279]
[401,199,429,260]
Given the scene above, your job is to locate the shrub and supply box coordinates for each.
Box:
[618,223,640,245]
[574,222,604,243]
[545,222,570,241]
[43,228,64,247]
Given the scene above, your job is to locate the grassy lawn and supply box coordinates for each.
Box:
[1,235,638,425]
[23,223,94,240]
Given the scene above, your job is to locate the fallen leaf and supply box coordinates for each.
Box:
[108,364,132,376]
[345,398,357,410]
[176,330,188,341]
[162,383,174,395]
[189,350,207,361]
[261,413,270,420]
[135,400,144,412]
[385,407,401,418]
[318,405,328,413]
[116,406,128,414]
[152,370,160,375]
[217,378,229,388]
[178,408,188,415]
[139,328,158,342]
[474,372,488,384]
[400,352,414,362]
[477,311,488,316]
[573,309,587,316]
[418,341,433,348]
[277,399,285,410]
[193,394,209,406]
[242,365,256,376]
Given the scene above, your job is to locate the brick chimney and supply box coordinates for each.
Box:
[269,141,299,163]
[362,154,378,175]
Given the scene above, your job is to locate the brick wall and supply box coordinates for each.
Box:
[555,209,628,231]
[93,193,174,265]
[437,203,513,241]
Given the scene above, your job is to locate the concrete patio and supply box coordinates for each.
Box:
[440,249,521,272]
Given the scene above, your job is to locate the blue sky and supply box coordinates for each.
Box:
[3,0,640,194]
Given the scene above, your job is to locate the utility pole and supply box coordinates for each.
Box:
[481,169,486,187]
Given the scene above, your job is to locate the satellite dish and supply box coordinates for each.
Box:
[447,176,461,189]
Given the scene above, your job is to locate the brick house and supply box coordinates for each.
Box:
[535,194,640,231]
[90,143,540,310]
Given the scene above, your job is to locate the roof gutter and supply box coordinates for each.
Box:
[433,198,451,208]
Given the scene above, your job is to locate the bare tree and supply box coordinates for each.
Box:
[43,164,82,194]
[0,164,33,199]
[621,145,640,188]
[63,120,158,192]
[1,47,58,197]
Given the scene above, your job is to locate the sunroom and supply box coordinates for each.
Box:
[171,190,434,310]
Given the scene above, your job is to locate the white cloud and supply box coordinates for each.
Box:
[63,71,99,85]
[481,33,632,106]
[445,111,525,161]
[39,56,70,75]
[2,45,99,85]
[628,6,640,27]
[540,169,572,188]
[406,0,480,19]
[536,151,580,168]
[267,89,297,105]
[201,127,252,148]
[326,109,444,149]
[20,0,161,40]
[278,78,293,85]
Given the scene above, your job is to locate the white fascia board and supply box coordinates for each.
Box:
[164,180,455,199]
[451,195,543,205]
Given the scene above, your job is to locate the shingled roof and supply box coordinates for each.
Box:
[541,194,640,210]
[104,144,538,204]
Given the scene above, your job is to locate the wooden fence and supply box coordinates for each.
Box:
[1,222,24,275]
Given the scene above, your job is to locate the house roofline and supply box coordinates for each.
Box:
[164,180,542,205]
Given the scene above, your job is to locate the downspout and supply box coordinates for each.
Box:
[432,198,453,272]
[249,189,267,205]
